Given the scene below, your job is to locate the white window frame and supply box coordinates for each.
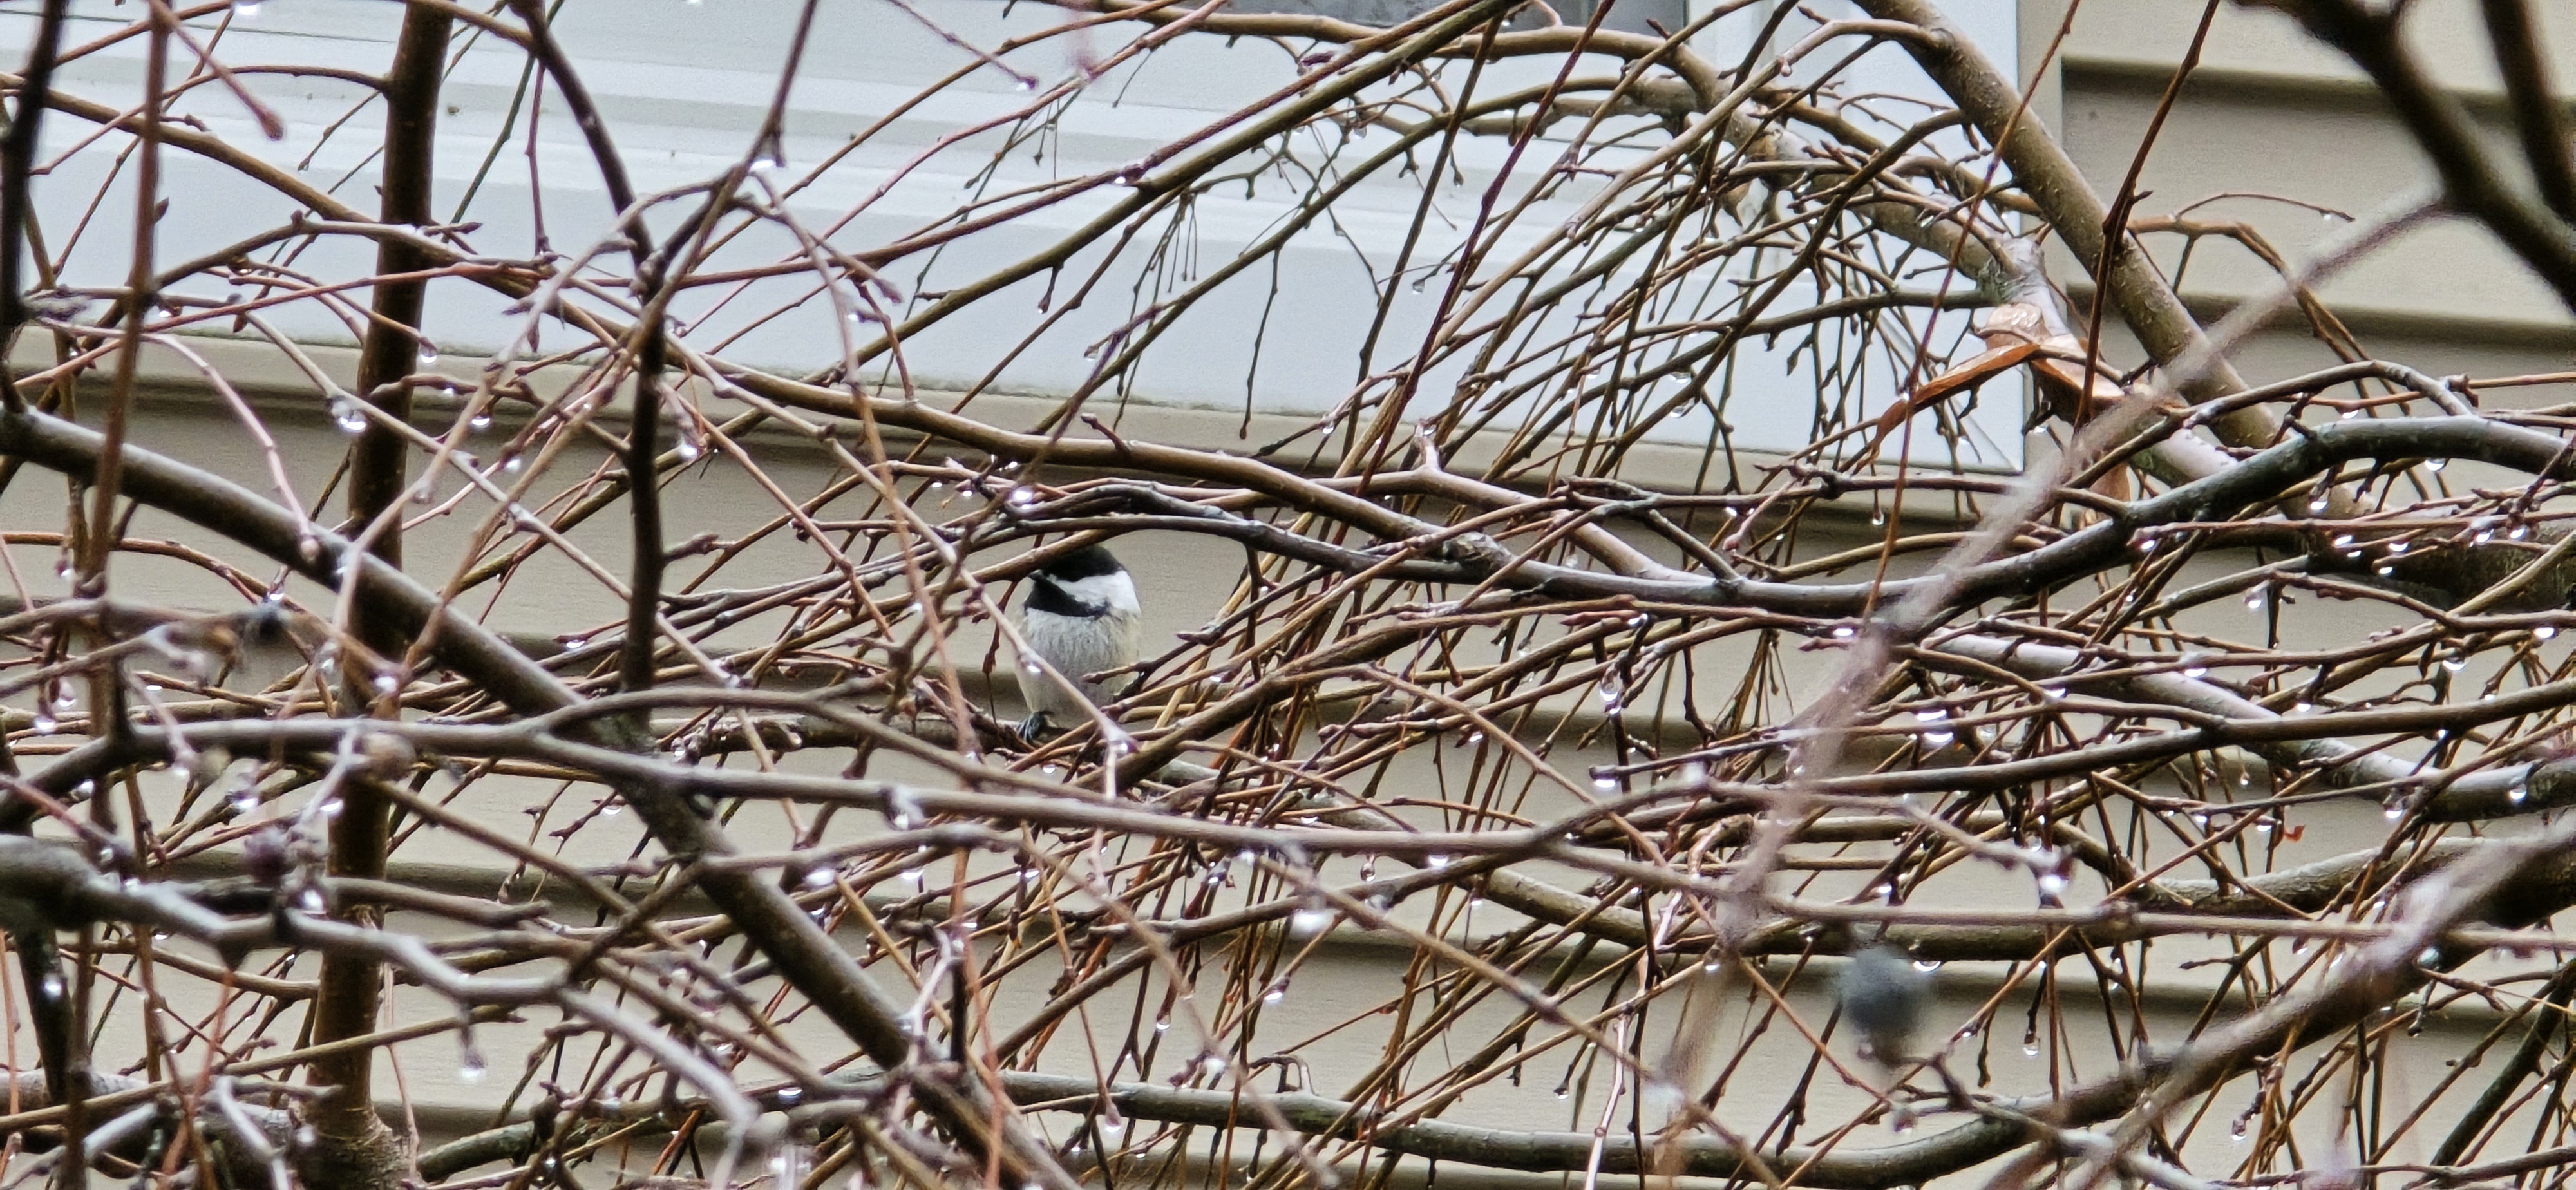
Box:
[12,0,2020,471]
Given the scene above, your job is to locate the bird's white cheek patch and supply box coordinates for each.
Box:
[1054,571,1140,615]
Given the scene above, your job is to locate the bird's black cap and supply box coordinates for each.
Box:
[1035,543,1125,581]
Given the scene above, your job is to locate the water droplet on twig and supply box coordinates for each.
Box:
[457,1031,488,1083]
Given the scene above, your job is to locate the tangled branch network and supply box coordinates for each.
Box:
[3,2,2576,1190]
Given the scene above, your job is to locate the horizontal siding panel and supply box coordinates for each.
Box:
[2050,10,2576,372]
[2049,0,2576,95]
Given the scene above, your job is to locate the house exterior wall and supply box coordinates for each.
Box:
[0,1,2570,1185]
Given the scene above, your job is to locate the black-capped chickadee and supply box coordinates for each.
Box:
[1015,543,1142,739]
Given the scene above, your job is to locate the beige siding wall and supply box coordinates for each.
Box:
[14,3,2576,1185]
[2047,1,2576,384]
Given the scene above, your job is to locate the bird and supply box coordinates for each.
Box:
[1839,943,1931,1066]
[1014,543,1142,739]
[0,835,121,935]
[1839,942,1969,1126]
